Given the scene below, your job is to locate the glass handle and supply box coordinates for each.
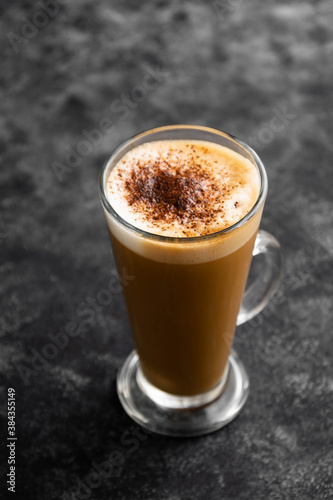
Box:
[237,230,283,326]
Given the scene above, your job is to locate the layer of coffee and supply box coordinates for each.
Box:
[106,140,260,238]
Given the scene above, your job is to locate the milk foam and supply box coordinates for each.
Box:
[103,139,263,264]
[106,140,260,237]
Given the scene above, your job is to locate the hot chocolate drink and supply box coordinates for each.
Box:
[103,139,261,396]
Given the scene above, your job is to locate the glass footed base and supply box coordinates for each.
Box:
[116,350,249,437]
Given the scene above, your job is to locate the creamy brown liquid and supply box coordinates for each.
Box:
[104,140,262,396]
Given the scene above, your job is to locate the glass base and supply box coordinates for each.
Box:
[117,350,249,437]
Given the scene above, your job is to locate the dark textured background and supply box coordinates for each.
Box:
[1,1,333,499]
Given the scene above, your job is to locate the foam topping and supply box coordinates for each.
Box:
[106,140,260,237]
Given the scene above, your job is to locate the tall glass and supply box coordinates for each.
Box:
[99,125,283,436]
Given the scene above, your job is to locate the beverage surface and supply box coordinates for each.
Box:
[106,140,260,237]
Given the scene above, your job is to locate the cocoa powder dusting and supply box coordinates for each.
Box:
[122,153,225,232]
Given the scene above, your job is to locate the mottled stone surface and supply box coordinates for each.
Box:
[1,1,332,499]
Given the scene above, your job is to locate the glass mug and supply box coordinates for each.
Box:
[99,125,283,437]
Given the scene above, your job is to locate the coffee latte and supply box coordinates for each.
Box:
[103,139,262,395]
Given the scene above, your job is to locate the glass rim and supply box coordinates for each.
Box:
[99,125,268,244]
